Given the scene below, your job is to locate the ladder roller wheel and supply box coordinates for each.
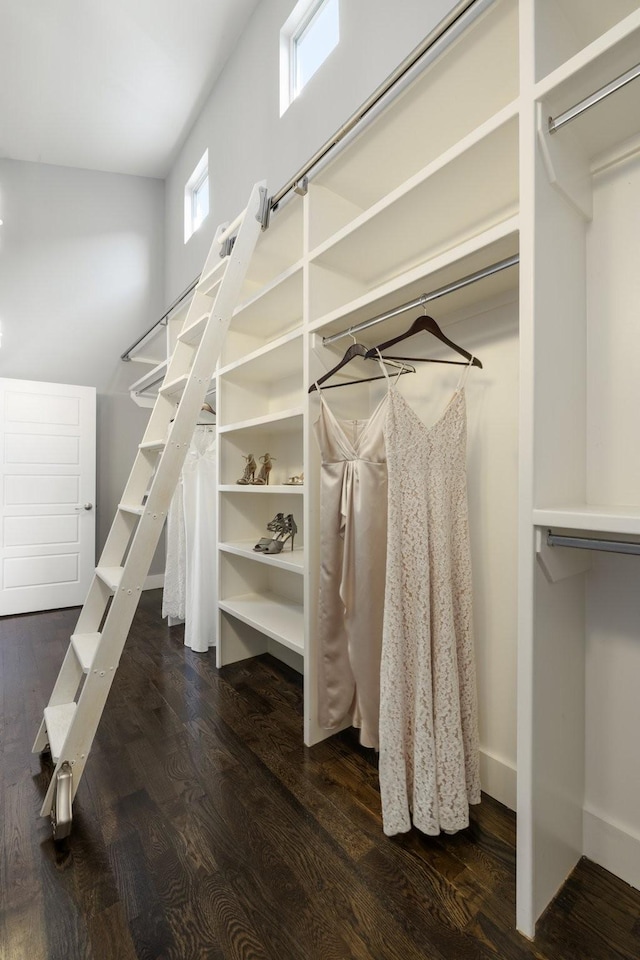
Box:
[51,761,73,840]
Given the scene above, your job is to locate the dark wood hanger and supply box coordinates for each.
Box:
[308,342,414,393]
[365,314,482,368]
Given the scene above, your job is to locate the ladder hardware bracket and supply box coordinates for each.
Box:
[257,186,271,231]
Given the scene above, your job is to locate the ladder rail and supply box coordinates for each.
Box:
[36,182,267,822]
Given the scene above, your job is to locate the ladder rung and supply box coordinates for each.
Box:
[196,257,228,296]
[159,374,189,398]
[44,703,77,762]
[139,438,166,453]
[178,312,210,345]
[118,503,144,516]
[70,633,101,672]
[95,566,124,592]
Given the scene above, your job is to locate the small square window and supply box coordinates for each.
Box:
[184,150,209,243]
[280,0,339,115]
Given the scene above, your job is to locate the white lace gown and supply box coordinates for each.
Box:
[162,425,217,652]
[379,376,481,836]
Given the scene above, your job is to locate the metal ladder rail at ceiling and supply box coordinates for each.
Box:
[120,0,488,363]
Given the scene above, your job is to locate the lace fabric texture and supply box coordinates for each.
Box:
[162,425,217,652]
[379,386,481,836]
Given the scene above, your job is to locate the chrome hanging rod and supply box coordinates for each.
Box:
[548,61,640,135]
[322,254,519,346]
[121,275,200,361]
[547,530,640,556]
[121,0,486,364]
[271,0,483,208]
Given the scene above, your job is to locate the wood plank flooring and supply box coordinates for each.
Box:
[1,589,639,960]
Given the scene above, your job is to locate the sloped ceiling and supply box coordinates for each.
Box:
[0,0,261,178]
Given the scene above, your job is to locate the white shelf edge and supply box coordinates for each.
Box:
[534,9,640,100]
[533,505,640,536]
[307,216,520,335]
[308,100,519,264]
[219,540,305,573]
[217,328,304,378]
[218,407,304,434]
[233,258,304,317]
[219,592,304,654]
[219,484,305,495]
[129,358,168,395]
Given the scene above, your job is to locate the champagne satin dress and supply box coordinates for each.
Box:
[313,389,389,749]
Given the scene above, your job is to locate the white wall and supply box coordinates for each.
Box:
[0,158,165,568]
[164,0,458,302]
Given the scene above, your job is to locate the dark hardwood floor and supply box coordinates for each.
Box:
[2,590,639,960]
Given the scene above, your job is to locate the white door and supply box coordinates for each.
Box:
[0,378,96,615]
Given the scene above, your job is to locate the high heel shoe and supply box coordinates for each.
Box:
[261,514,297,554]
[252,452,275,485]
[237,453,257,485]
[253,513,285,551]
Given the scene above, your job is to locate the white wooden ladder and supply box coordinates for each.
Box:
[33,181,268,839]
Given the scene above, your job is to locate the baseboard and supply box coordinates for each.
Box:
[480,747,517,811]
[583,806,640,891]
[143,573,164,590]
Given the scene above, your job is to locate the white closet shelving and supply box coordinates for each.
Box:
[518,0,640,939]
[124,0,640,940]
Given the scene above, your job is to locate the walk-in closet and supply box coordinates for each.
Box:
[4,0,640,955]
[122,0,640,940]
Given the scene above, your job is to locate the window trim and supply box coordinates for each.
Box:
[280,0,339,116]
[184,149,209,244]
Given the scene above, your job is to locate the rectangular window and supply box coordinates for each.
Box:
[184,150,209,243]
[280,0,339,115]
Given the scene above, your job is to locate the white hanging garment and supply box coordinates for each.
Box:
[162,424,217,652]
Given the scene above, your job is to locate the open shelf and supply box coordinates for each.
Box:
[221,264,303,366]
[219,592,304,654]
[220,540,304,574]
[218,408,303,436]
[534,0,640,82]
[242,199,303,290]
[533,505,640,536]
[309,111,518,318]
[219,484,304,494]
[309,221,519,343]
[217,335,303,426]
[308,0,518,242]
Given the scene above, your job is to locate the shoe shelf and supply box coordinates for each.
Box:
[219,540,304,574]
[220,594,304,655]
[533,0,640,83]
[219,547,304,658]
[219,484,304,494]
[217,408,304,435]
